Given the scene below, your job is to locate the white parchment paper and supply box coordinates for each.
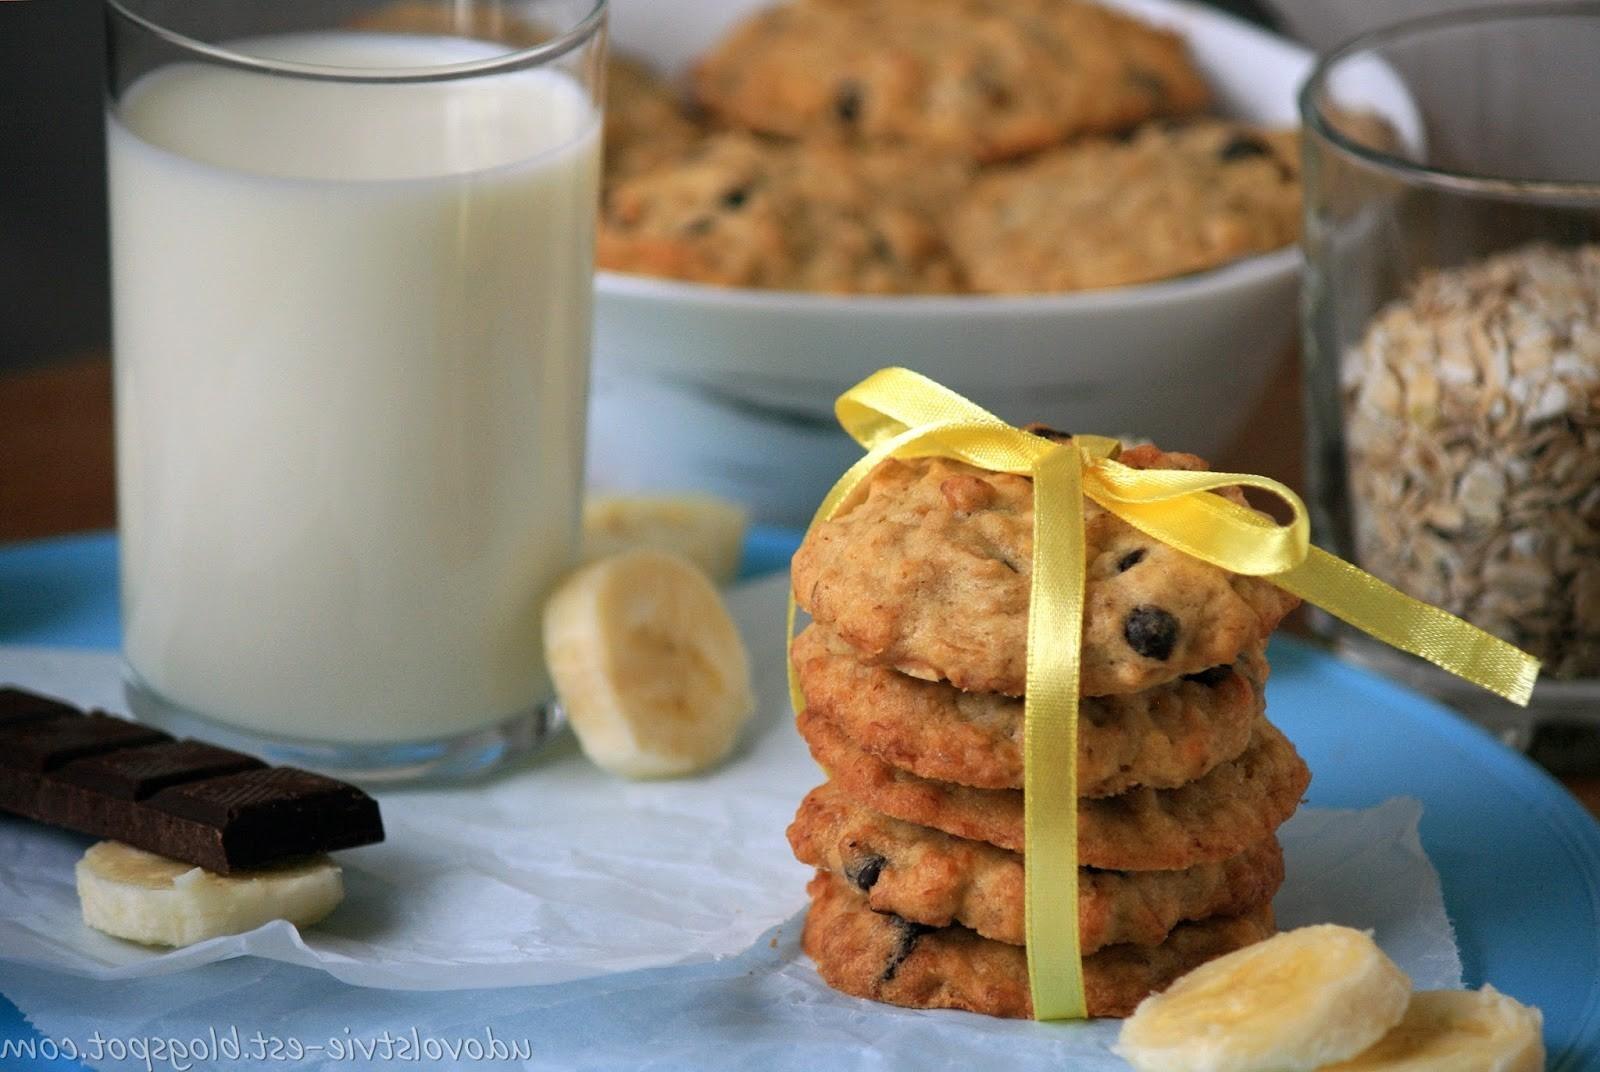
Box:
[0,573,1460,1069]
[0,576,814,987]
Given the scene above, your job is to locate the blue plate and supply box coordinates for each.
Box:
[1,532,1597,1069]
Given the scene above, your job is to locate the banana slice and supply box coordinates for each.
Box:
[1114,924,1412,1072]
[544,549,754,778]
[1324,987,1545,1072]
[77,841,343,948]
[582,493,748,585]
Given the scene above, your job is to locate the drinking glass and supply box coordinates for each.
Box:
[1300,3,1600,746]
[106,0,605,781]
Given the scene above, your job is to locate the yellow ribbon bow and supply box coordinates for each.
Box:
[790,367,1539,1021]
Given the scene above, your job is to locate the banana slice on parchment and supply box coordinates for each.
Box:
[1115,924,1412,1072]
[1322,987,1545,1072]
[544,549,754,778]
[582,494,748,585]
[77,841,343,948]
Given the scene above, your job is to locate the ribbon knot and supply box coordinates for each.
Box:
[792,367,1538,1021]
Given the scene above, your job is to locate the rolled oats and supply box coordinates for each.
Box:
[1341,243,1600,679]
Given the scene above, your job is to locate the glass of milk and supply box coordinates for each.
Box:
[106,0,605,782]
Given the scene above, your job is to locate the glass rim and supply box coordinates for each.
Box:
[1298,0,1600,199]
[105,0,607,83]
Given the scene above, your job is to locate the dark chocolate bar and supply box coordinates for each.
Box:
[0,686,80,728]
[0,687,383,873]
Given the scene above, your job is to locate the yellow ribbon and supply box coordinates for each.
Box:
[789,367,1540,1021]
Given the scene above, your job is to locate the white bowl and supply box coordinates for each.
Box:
[593,0,1313,525]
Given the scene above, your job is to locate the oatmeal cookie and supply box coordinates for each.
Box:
[693,0,1210,162]
[791,444,1301,697]
[598,133,966,292]
[793,623,1265,794]
[798,708,1310,866]
[951,120,1302,292]
[802,870,1275,1019]
[789,782,1285,950]
[604,55,706,187]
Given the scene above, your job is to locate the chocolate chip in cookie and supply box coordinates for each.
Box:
[1127,66,1171,102]
[1182,664,1233,686]
[834,81,864,125]
[844,851,887,891]
[880,916,933,983]
[1025,422,1073,442]
[1125,605,1179,660]
[1218,134,1273,162]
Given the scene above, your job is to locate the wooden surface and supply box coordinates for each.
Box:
[2,349,1597,818]
[0,353,115,542]
[1569,778,1600,816]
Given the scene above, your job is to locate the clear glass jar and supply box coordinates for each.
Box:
[1300,4,1600,746]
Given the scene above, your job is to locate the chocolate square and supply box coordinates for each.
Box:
[56,739,266,800]
[0,713,170,772]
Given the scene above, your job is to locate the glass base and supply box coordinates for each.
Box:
[123,670,563,786]
[1311,610,1600,753]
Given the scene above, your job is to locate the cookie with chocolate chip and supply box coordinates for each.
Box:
[793,623,1266,794]
[790,444,1300,697]
[789,781,1285,950]
[604,55,708,188]
[798,707,1310,867]
[950,120,1302,292]
[692,0,1211,162]
[598,133,968,292]
[801,870,1276,1019]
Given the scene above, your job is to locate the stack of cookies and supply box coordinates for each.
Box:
[786,439,1310,1018]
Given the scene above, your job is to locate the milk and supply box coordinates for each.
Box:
[110,33,600,743]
